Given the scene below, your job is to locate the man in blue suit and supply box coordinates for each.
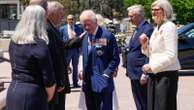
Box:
[126,5,153,110]
[60,14,83,88]
[79,10,120,110]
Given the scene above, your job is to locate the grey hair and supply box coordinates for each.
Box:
[80,10,97,24]
[47,1,64,16]
[127,4,145,16]
[11,5,48,44]
[30,0,48,10]
[152,0,175,21]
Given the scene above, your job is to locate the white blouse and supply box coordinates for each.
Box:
[147,21,181,74]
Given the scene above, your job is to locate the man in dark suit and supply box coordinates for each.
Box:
[60,14,83,88]
[79,10,120,110]
[126,5,153,110]
[30,1,83,110]
[46,1,70,110]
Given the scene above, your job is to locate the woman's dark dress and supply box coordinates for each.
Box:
[6,39,56,110]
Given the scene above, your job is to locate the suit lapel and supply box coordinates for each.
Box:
[95,27,103,39]
[83,27,103,67]
[64,26,69,40]
[83,35,89,68]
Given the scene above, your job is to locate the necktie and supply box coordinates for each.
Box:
[70,25,73,30]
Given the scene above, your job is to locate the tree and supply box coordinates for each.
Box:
[123,0,153,19]
[171,0,194,24]
[123,0,194,24]
[20,0,29,6]
[20,0,194,24]
[57,0,80,21]
[78,0,124,19]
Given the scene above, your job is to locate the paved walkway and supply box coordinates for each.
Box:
[66,64,194,110]
[0,53,194,110]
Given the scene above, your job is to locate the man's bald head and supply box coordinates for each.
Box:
[30,0,47,11]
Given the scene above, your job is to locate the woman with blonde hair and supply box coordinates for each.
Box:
[140,0,180,110]
[6,5,56,110]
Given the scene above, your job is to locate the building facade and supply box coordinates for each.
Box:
[0,0,23,32]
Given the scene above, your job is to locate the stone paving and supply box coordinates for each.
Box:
[0,53,194,110]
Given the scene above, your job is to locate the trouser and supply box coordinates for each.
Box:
[84,87,113,110]
[147,71,178,110]
[131,80,147,110]
[66,52,79,86]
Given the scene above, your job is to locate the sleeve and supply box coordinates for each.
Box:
[59,26,63,38]
[143,24,154,38]
[63,37,83,48]
[36,41,56,87]
[143,24,154,63]
[103,33,120,77]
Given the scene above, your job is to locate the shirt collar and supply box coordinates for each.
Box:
[68,24,74,28]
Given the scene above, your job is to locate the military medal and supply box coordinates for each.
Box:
[96,44,103,56]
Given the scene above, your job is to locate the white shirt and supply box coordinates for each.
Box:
[67,24,76,39]
[148,21,181,73]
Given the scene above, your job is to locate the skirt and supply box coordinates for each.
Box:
[6,81,48,110]
[147,71,178,110]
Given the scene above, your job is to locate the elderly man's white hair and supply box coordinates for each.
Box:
[152,0,175,21]
[80,10,97,24]
[127,4,145,17]
[12,5,48,44]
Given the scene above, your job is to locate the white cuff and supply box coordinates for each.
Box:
[103,74,109,78]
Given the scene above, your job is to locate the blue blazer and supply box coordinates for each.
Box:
[59,24,82,56]
[82,27,120,92]
[60,24,82,41]
[126,20,153,79]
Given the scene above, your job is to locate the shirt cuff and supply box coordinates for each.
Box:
[103,74,110,78]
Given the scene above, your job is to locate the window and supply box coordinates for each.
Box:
[0,4,17,19]
[185,28,194,38]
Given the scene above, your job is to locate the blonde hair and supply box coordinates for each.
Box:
[152,0,175,21]
[12,5,48,44]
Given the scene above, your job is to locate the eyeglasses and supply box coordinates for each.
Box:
[151,8,162,12]
[68,18,74,21]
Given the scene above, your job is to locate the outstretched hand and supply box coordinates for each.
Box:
[79,31,87,39]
